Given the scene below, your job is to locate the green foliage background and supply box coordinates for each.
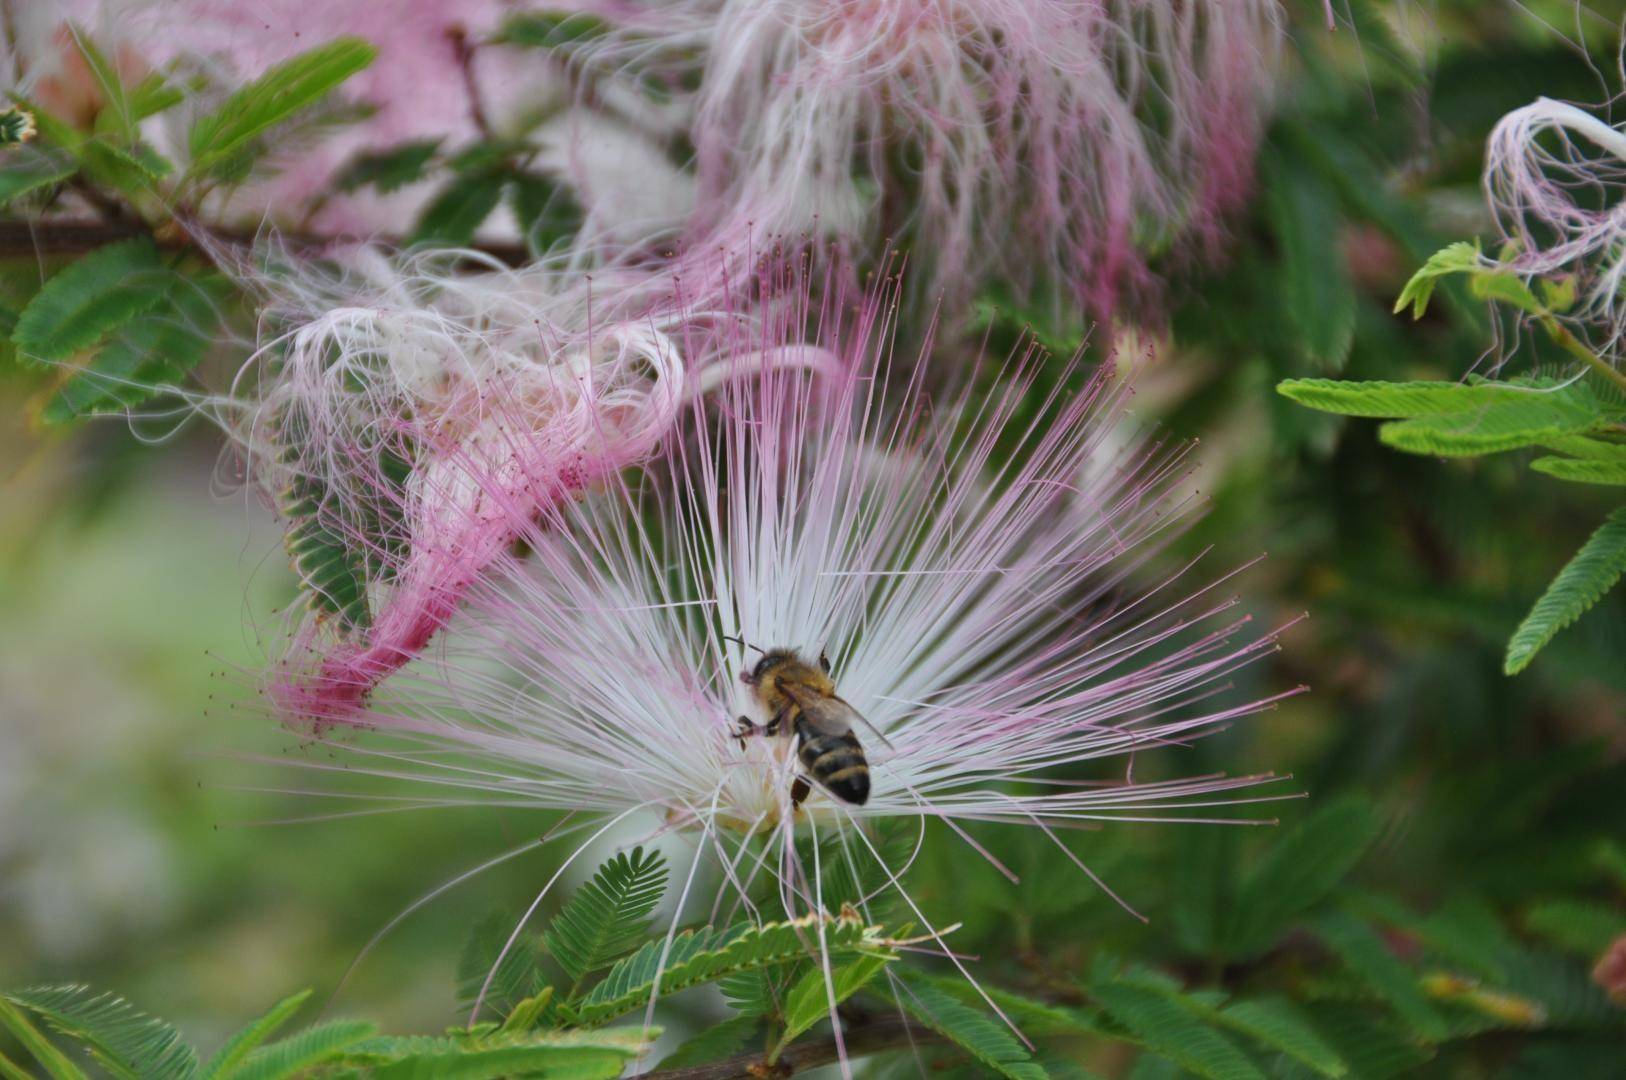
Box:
[2,1,1625,1076]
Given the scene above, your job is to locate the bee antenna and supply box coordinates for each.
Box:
[722,634,764,657]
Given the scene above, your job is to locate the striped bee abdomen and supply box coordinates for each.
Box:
[796,721,871,805]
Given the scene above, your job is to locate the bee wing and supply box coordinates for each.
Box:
[781,683,895,749]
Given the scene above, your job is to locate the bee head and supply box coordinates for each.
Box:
[745,648,803,685]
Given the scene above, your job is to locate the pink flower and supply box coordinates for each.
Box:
[668,0,1282,319]
[245,245,834,726]
[281,267,1301,1021]
[1485,97,1626,357]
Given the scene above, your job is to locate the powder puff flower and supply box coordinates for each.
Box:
[283,270,1301,1011]
[239,244,826,726]
[651,0,1282,319]
[1485,97,1626,358]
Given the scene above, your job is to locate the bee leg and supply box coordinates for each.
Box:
[733,715,760,750]
[790,776,811,810]
[763,706,791,737]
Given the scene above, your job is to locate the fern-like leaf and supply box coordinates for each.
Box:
[457,912,544,1019]
[11,239,167,363]
[39,272,222,423]
[189,38,376,176]
[344,1030,643,1080]
[655,1015,759,1071]
[336,139,442,193]
[1217,998,1346,1078]
[226,1019,375,1080]
[412,171,507,246]
[1504,508,1626,674]
[564,912,893,1027]
[1307,911,1447,1041]
[1394,241,1481,319]
[1377,394,1607,456]
[0,157,76,204]
[1299,1004,1433,1080]
[1530,456,1626,485]
[545,846,669,989]
[777,953,893,1049]
[1228,797,1381,959]
[199,989,312,1079]
[4,985,196,1080]
[889,968,1048,1080]
[0,998,87,1080]
[1088,977,1262,1080]
[1523,900,1626,957]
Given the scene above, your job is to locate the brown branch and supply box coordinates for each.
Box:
[643,1016,937,1080]
[447,25,494,141]
[0,217,530,266]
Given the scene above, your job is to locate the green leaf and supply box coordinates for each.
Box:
[199,989,312,1080]
[413,172,507,246]
[226,1019,376,1080]
[0,157,75,204]
[1394,241,1481,319]
[128,74,184,120]
[4,986,196,1080]
[564,912,893,1027]
[39,272,222,423]
[509,171,583,253]
[1539,435,1626,462]
[347,1029,645,1080]
[719,969,777,1019]
[1306,911,1447,1041]
[1170,822,1239,957]
[545,846,669,989]
[281,465,372,630]
[1505,508,1626,675]
[891,968,1048,1080]
[777,953,893,1049]
[11,238,167,363]
[1228,797,1381,958]
[11,96,85,154]
[1276,378,1530,418]
[1357,894,1515,983]
[1217,998,1346,1078]
[499,987,555,1034]
[81,137,173,191]
[1378,394,1606,456]
[1530,456,1626,485]
[0,998,88,1080]
[656,1015,758,1070]
[923,979,1105,1039]
[1299,1005,1432,1080]
[1469,268,1543,313]
[495,12,612,49]
[67,26,133,142]
[1089,978,1262,1080]
[1523,900,1626,957]
[0,1045,38,1080]
[189,38,376,176]
[1265,152,1354,368]
[458,912,544,1018]
[336,139,442,193]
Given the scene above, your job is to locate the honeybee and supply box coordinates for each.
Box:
[733,646,873,807]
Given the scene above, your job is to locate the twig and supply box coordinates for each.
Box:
[1539,313,1626,396]
[447,25,494,141]
[642,1016,936,1080]
[0,217,529,266]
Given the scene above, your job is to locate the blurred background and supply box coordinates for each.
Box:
[3,0,1626,1072]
